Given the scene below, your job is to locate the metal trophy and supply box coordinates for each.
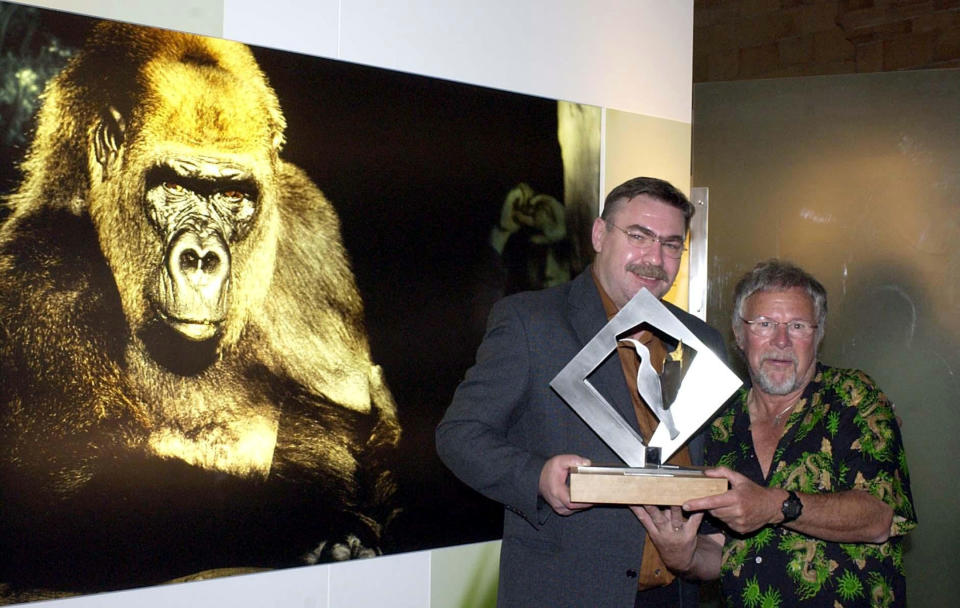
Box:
[549,288,742,505]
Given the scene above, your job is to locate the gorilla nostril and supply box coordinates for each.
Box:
[178,249,221,274]
[200,252,220,273]
[180,249,200,272]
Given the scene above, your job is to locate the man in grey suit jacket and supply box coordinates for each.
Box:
[437,177,726,607]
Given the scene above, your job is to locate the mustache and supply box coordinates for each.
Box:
[625,263,668,281]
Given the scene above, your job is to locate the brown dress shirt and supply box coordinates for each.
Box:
[593,273,692,590]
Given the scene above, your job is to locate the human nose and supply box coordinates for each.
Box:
[640,238,664,264]
[770,322,792,347]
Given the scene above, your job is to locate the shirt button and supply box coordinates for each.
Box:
[626,569,637,578]
[755,556,763,564]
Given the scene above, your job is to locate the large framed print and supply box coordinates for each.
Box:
[0,2,600,602]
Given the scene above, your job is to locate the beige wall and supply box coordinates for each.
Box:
[604,109,693,309]
[694,68,960,608]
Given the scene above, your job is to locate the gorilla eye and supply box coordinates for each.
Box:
[221,190,246,202]
[163,181,187,194]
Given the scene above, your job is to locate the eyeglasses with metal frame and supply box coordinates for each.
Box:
[607,223,687,259]
[740,316,818,339]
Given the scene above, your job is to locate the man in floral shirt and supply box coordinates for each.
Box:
[632,259,916,607]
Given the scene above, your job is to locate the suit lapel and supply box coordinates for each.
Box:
[565,269,641,436]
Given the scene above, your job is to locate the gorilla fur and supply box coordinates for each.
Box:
[0,21,400,595]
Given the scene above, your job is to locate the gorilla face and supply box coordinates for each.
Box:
[143,158,260,341]
[86,51,285,358]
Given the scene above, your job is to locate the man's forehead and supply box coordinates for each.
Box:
[746,287,815,311]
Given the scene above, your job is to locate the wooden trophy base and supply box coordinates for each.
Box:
[569,465,728,505]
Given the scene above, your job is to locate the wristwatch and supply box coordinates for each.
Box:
[781,490,803,524]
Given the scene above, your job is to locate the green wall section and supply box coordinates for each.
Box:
[694,68,960,608]
[431,541,500,608]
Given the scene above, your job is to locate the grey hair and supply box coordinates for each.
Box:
[731,259,827,343]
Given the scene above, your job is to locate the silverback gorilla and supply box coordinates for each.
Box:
[0,21,401,598]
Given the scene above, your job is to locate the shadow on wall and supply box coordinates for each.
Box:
[830,260,959,567]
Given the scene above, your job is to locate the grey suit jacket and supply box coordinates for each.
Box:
[436,268,727,608]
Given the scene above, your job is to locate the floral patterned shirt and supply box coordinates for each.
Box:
[704,364,917,607]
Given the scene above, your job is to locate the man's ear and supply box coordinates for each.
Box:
[591,217,607,253]
[93,106,126,181]
[733,324,746,352]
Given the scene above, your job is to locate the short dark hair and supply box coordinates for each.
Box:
[732,259,828,343]
[600,177,695,231]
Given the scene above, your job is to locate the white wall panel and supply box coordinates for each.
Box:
[14,0,692,120]
[222,0,339,58]
[226,0,693,122]
[329,550,429,608]
[14,0,223,36]
[25,565,331,608]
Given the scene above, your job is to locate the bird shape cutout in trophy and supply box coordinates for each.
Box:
[616,338,697,441]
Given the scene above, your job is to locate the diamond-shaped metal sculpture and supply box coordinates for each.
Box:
[550,288,741,468]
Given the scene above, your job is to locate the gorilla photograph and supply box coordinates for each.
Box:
[0,2,598,602]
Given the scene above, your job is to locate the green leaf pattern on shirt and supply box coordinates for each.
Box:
[740,575,784,608]
[866,572,894,608]
[837,569,865,601]
[778,532,834,599]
